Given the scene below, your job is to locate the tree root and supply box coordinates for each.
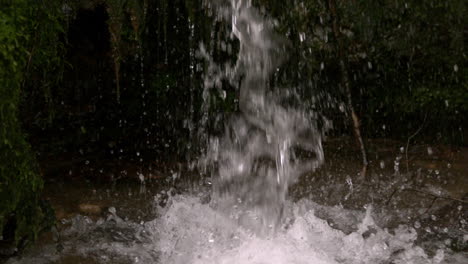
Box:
[386,187,468,207]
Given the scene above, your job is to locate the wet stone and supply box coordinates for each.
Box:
[78,203,103,215]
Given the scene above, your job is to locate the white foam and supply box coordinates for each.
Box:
[151,195,456,264]
[7,193,466,264]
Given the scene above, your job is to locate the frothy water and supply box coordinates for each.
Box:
[199,0,326,233]
[8,193,465,264]
[153,196,447,264]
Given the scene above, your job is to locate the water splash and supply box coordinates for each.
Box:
[199,0,326,232]
[10,194,462,264]
[155,195,453,264]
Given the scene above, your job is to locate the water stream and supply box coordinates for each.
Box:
[199,0,326,234]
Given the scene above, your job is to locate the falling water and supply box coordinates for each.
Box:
[199,0,326,233]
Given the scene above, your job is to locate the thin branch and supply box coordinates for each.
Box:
[420,196,438,216]
[327,0,368,179]
[21,30,39,90]
[405,113,428,174]
[386,186,468,206]
[385,188,400,206]
[405,188,468,204]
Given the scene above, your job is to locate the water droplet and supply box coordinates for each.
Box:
[208,233,215,243]
[427,147,433,155]
[108,207,116,214]
[380,161,385,169]
[299,32,306,42]
[414,221,421,228]
[339,103,345,112]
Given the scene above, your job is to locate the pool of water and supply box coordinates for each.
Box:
[5,144,467,264]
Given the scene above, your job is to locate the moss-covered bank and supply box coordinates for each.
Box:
[0,0,62,249]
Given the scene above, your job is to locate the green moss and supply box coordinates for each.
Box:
[0,0,59,248]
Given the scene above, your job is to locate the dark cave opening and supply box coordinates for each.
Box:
[65,4,112,114]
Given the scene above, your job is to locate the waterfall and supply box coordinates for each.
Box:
[199,0,326,233]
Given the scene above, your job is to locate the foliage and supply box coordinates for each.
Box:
[13,0,467,176]
[124,0,466,144]
[256,0,467,142]
[0,0,62,247]
[19,0,68,127]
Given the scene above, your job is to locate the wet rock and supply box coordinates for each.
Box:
[0,241,17,257]
[54,206,67,220]
[413,160,439,170]
[78,203,102,215]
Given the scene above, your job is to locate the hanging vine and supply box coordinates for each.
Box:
[106,0,127,103]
